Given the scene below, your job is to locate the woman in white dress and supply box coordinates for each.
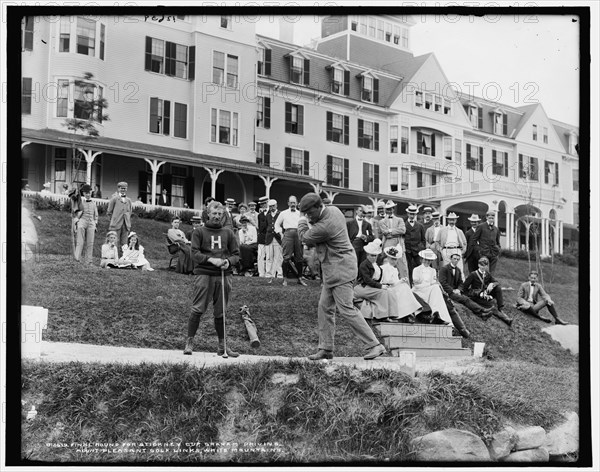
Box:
[411,249,452,326]
[380,245,423,323]
[118,232,154,271]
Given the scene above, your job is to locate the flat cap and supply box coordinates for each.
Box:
[298,192,322,212]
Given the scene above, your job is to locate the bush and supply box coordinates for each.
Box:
[27,195,63,212]
[178,210,195,225]
[501,249,539,261]
[552,253,578,266]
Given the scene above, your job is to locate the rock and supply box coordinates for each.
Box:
[502,447,549,462]
[411,429,490,461]
[514,425,546,450]
[488,425,518,460]
[545,411,579,456]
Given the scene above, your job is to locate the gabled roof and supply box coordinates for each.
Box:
[384,53,431,106]
[512,103,539,138]
[549,119,578,155]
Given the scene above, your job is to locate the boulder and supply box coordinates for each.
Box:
[545,411,579,456]
[502,447,549,462]
[411,429,490,462]
[514,425,546,450]
[488,425,518,460]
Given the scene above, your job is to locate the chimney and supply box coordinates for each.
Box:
[278,16,294,44]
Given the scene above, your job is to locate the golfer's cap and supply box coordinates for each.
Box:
[298,193,322,212]
[268,199,277,206]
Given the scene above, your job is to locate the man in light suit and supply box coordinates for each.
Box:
[403,204,426,286]
[264,199,283,281]
[473,211,501,274]
[346,205,375,267]
[464,213,481,274]
[516,271,567,324]
[435,212,467,274]
[371,201,386,239]
[378,200,409,279]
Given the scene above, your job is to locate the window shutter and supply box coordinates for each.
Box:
[492,149,497,166]
[326,155,332,184]
[502,113,507,135]
[363,162,369,192]
[297,105,304,135]
[145,37,152,71]
[343,70,350,96]
[264,48,272,75]
[555,162,559,184]
[373,78,379,103]
[344,116,349,145]
[188,46,195,80]
[138,170,148,202]
[163,100,171,135]
[417,131,423,154]
[358,119,364,148]
[478,146,483,171]
[264,143,270,166]
[303,151,310,176]
[374,164,380,193]
[285,147,292,172]
[326,111,333,141]
[264,97,270,129]
[374,122,379,151]
[477,107,483,129]
[519,154,523,178]
[303,59,310,85]
[285,102,291,133]
[466,143,471,160]
[343,159,349,188]
[185,176,194,207]
[165,42,175,76]
[504,153,509,177]
[430,133,435,156]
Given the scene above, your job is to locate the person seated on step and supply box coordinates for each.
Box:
[237,216,258,276]
[117,232,154,271]
[100,231,120,268]
[515,270,567,325]
[379,245,423,324]
[411,249,453,326]
[461,257,513,327]
[167,216,194,274]
[353,239,390,322]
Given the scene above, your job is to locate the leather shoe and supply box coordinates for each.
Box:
[432,312,450,325]
[308,349,333,360]
[538,315,553,323]
[298,278,307,286]
[364,344,386,360]
[282,279,288,286]
[406,314,416,324]
[554,317,568,325]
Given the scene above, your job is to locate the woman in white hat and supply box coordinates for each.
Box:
[353,239,390,321]
[380,245,423,323]
[411,249,452,325]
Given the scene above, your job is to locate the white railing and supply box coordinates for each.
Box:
[21,190,201,217]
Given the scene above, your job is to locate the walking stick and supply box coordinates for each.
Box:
[221,267,228,359]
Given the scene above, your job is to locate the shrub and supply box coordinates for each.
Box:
[501,249,539,261]
[178,210,195,225]
[552,253,577,266]
[144,207,173,222]
[27,195,63,212]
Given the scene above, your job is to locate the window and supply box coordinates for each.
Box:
[543,127,548,144]
[362,162,379,192]
[385,23,392,42]
[454,139,462,165]
[256,96,270,129]
[77,17,96,56]
[57,79,69,117]
[415,91,423,108]
[573,203,579,226]
[424,93,433,110]
[326,155,349,188]
[221,15,231,29]
[256,142,270,166]
[492,150,509,176]
[417,171,424,188]
[351,19,358,31]
[74,82,102,121]
[532,124,538,141]
[212,51,238,87]
[443,99,451,115]
[368,17,376,37]
[174,103,187,139]
[145,37,195,80]
[285,147,309,175]
[290,55,309,85]
[390,126,398,153]
[466,144,483,172]
[358,119,379,151]
[257,47,271,76]
[432,174,438,186]
[22,17,33,51]
[393,25,400,44]
[401,167,409,190]
[376,20,384,40]
[390,167,399,192]
[170,165,188,208]
[544,160,559,185]
[444,137,452,160]
[54,149,67,184]
[401,126,409,154]
[285,102,304,135]
[359,17,367,35]
[402,28,409,48]
[417,131,435,156]
[150,98,170,135]
[573,169,579,191]
[569,133,578,155]
[59,17,70,52]
[361,76,378,103]
[518,154,539,181]
[211,108,238,146]
[466,105,482,128]
[494,112,507,135]
[331,67,349,95]
[326,111,349,144]
[434,95,442,113]
[22,78,32,114]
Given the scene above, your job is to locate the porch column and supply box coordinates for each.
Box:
[258,175,279,198]
[77,148,103,185]
[145,158,167,205]
[309,182,322,195]
[558,220,564,254]
[202,167,225,200]
[553,220,559,256]
[508,212,515,250]
[369,197,384,208]
[540,218,547,256]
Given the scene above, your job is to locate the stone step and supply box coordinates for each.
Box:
[390,347,472,358]
[384,335,463,350]
[374,322,455,339]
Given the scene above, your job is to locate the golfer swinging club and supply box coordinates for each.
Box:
[184,200,240,357]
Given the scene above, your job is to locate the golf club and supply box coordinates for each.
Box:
[221,267,228,359]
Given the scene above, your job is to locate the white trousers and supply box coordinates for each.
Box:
[265,240,283,278]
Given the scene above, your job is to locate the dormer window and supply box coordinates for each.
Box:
[466,104,482,129]
[329,63,349,96]
[221,15,231,29]
[568,132,578,155]
[288,52,310,86]
[257,46,271,76]
[359,72,379,104]
[532,124,538,141]
[493,110,507,135]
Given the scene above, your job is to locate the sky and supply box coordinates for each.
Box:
[256,12,581,126]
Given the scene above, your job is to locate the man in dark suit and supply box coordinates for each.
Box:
[439,253,493,319]
[473,211,501,273]
[462,257,513,326]
[346,205,374,267]
[158,188,170,206]
[516,271,567,324]
[403,204,426,286]
[464,213,481,274]
[421,206,435,232]
[256,196,269,277]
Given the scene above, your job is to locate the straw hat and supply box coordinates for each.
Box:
[446,212,459,219]
[383,244,403,259]
[384,200,397,209]
[468,214,481,222]
[406,205,419,214]
[364,238,383,255]
[418,248,437,260]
